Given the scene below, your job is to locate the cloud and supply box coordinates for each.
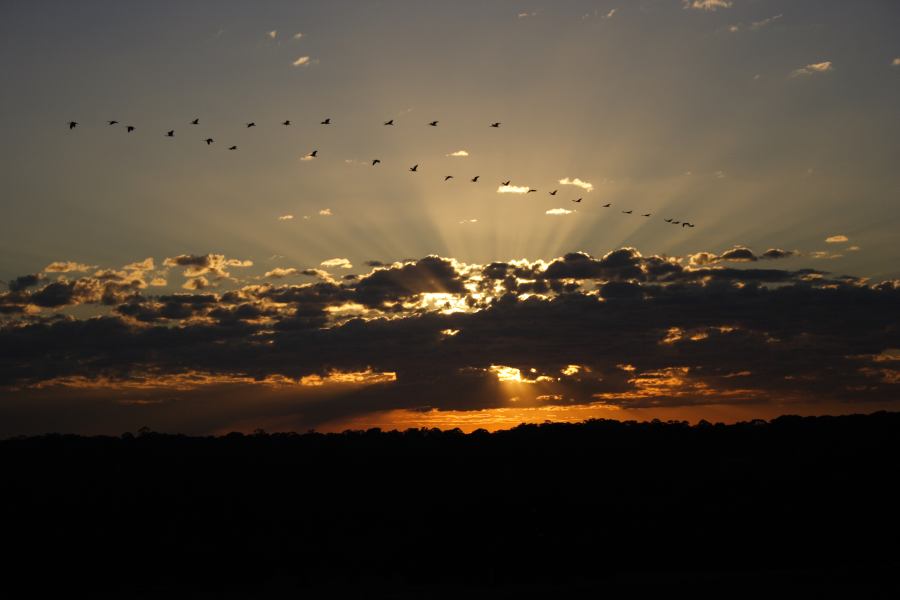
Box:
[683,0,732,10]
[809,251,843,260]
[826,235,849,244]
[319,209,332,216]
[517,11,537,19]
[3,247,899,435]
[751,14,782,30]
[546,208,573,216]
[497,185,530,194]
[293,32,304,40]
[791,61,833,77]
[6,274,43,292]
[321,258,353,270]
[267,30,277,39]
[278,215,294,221]
[603,9,616,20]
[558,177,594,192]
[265,268,300,279]
[459,219,478,224]
[689,247,795,266]
[446,150,469,157]
[163,254,253,280]
[44,261,95,273]
[892,58,900,67]
[292,56,311,67]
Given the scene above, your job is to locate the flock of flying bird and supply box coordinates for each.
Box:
[66,117,696,228]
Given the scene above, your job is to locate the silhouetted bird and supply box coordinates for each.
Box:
[527,188,538,193]
[682,222,695,228]
[372,159,381,166]
[409,164,418,172]
[428,121,438,126]
[471,176,480,183]
[246,122,256,128]
[321,118,331,125]
[309,150,318,157]
[501,180,511,186]
[642,213,651,217]
[573,198,582,203]
[444,175,453,181]
[490,122,501,128]
[664,218,673,223]
[673,221,680,225]
[126,126,135,132]
[283,120,291,126]
[191,118,199,125]
[229,145,237,150]
[107,120,118,126]
[384,120,394,126]
[68,121,78,129]
[205,138,214,145]
[166,130,174,137]
[622,210,632,214]
[602,203,611,207]
[550,190,557,195]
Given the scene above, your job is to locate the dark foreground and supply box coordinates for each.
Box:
[2,412,899,597]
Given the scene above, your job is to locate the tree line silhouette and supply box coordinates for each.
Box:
[2,412,898,596]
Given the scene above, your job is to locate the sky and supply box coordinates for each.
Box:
[1,0,899,436]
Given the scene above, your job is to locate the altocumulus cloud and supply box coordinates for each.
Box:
[1,247,897,435]
[683,0,732,10]
[559,177,594,192]
[791,61,833,77]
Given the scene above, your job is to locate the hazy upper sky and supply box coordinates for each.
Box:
[1,1,899,435]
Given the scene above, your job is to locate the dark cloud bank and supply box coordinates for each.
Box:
[1,247,898,435]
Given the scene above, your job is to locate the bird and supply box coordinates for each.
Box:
[602,203,611,208]
[682,222,695,228]
[444,175,454,181]
[384,119,394,126]
[126,126,135,132]
[166,130,174,137]
[409,164,418,172]
[549,190,558,196]
[501,180,511,186]
[622,210,632,214]
[372,159,381,166]
[282,120,291,126]
[642,213,651,217]
[229,145,238,150]
[527,188,538,193]
[321,118,331,125]
[572,198,582,203]
[428,120,438,126]
[471,176,480,183]
[664,218,673,223]
[246,122,256,128]
[205,138,214,145]
[68,121,78,129]
[107,120,118,126]
[309,150,318,157]
[490,122,501,128]
[673,221,681,225]
[191,118,199,125]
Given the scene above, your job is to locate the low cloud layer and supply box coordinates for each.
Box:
[1,246,897,435]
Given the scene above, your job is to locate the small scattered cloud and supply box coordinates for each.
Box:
[321,258,353,270]
[715,170,726,179]
[603,9,617,20]
[848,246,861,252]
[293,56,311,67]
[44,261,95,273]
[265,267,300,279]
[498,185,530,194]
[727,24,740,33]
[809,251,843,260]
[149,277,167,287]
[318,209,332,216]
[683,0,732,11]
[826,235,849,244]
[278,214,294,221]
[267,30,277,39]
[459,219,478,225]
[517,11,537,19]
[293,32,304,40]
[791,61,833,77]
[447,150,469,157]
[546,208,573,216]
[891,58,900,67]
[182,276,210,290]
[300,155,316,161]
[751,14,782,30]
[559,177,594,192]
